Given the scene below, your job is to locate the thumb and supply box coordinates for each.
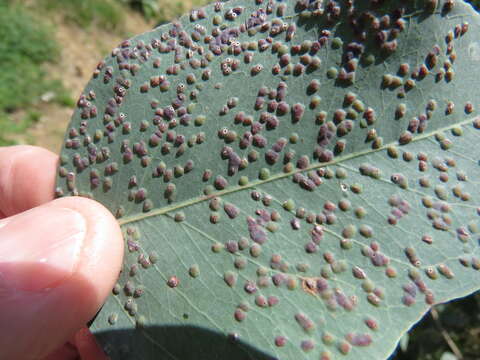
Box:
[0,197,124,360]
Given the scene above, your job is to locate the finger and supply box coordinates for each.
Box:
[75,327,110,360]
[0,145,58,217]
[0,196,124,360]
[42,328,109,360]
[41,343,78,360]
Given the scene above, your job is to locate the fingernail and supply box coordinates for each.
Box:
[0,206,87,291]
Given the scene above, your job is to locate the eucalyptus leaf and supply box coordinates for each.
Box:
[56,0,480,359]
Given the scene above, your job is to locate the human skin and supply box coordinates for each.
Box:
[0,145,124,360]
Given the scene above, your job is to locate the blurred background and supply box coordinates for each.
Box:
[0,0,479,359]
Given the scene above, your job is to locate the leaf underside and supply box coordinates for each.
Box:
[56,0,480,359]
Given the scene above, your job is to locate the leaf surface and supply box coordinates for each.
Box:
[57,1,480,359]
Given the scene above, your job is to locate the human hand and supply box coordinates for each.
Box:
[0,146,124,360]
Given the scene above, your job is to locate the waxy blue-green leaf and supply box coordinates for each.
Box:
[57,0,480,359]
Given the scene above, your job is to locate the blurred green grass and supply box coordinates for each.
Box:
[0,0,65,145]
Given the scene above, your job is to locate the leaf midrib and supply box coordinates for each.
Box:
[118,116,477,227]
